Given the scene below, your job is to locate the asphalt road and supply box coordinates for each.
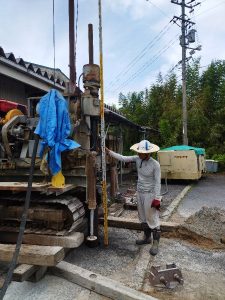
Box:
[177,174,225,218]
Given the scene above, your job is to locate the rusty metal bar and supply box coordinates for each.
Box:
[69,0,76,85]
[98,0,108,246]
[88,24,94,64]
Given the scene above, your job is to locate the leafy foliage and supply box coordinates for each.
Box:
[117,58,225,158]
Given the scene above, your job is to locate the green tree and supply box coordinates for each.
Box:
[117,59,225,156]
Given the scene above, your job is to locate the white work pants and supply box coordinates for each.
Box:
[137,191,160,229]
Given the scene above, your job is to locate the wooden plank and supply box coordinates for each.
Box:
[52,261,158,300]
[13,264,38,282]
[47,184,76,196]
[13,264,48,283]
[0,277,4,288]
[99,216,179,232]
[109,203,124,217]
[0,244,64,266]
[22,232,84,248]
[28,266,48,282]
[123,203,137,210]
[0,182,50,192]
[0,206,66,223]
[0,226,68,236]
[111,207,124,217]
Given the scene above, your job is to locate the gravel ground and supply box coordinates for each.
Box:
[183,206,225,244]
[65,226,156,291]
[143,238,225,300]
[4,274,84,300]
[3,174,225,300]
[5,234,225,300]
[65,227,141,278]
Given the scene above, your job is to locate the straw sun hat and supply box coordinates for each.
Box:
[130,140,159,154]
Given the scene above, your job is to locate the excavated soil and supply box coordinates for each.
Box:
[182,206,225,244]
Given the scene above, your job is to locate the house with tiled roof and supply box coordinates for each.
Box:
[0,46,69,105]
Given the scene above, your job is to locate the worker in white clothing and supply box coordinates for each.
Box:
[106,140,161,256]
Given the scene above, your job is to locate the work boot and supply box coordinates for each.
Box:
[149,228,160,256]
[136,223,151,245]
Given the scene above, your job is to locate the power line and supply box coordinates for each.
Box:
[146,0,171,19]
[108,0,216,98]
[110,37,178,93]
[105,21,173,89]
[110,35,179,93]
[110,25,173,89]
[106,21,173,89]
[116,37,178,91]
[196,0,225,17]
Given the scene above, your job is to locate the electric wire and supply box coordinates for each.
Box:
[114,0,223,91]
[0,135,40,300]
[111,38,178,93]
[111,24,173,89]
[169,0,222,81]
[185,1,202,59]
[107,0,224,97]
[106,21,172,88]
[161,60,182,82]
[196,0,225,17]
[110,34,179,93]
[161,175,169,195]
[0,3,57,296]
[52,0,56,86]
[146,0,171,19]
[105,21,173,89]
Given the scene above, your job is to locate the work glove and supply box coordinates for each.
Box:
[151,199,161,210]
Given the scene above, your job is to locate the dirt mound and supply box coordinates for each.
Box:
[183,206,225,244]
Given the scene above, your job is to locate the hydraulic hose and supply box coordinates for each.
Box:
[0,134,40,299]
[161,173,169,195]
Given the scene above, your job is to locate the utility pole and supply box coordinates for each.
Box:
[171,0,201,145]
[181,0,188,145]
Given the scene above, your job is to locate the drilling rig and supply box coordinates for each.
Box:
[0,6,106,245]
[0,1,144,249]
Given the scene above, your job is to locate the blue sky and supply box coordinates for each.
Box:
[1,0,225,106]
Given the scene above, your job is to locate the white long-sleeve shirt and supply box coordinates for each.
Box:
[108,150,161,199]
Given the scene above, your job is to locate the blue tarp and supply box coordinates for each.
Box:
[161,145,205,155]
[35,89,80,175]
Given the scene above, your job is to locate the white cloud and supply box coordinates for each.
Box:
[0,0,224,107]
[105,0,149,20]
